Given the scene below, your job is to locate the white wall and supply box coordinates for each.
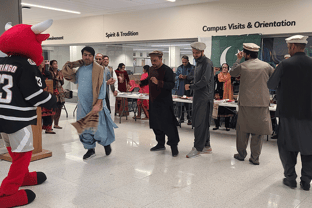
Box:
[42,0,312,46]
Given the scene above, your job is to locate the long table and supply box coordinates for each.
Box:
[116,93,277,125]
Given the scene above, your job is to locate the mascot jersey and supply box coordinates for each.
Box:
[0,56,55,134]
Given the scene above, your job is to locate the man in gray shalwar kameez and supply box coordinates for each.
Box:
[268,35,312,191]
[230,43,273,165]
[185,42,214,158]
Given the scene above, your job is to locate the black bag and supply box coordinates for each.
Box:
[64,89,73,99]
[229,110,238,129]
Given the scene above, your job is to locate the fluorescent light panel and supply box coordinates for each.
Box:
[167,0,176,2]
[21,3,81,14]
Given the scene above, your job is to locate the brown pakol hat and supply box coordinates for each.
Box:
[243,43,260,52]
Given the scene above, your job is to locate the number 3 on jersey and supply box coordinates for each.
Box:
[0,74,13,104]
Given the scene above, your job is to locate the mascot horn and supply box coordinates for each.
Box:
[0,19,57,208]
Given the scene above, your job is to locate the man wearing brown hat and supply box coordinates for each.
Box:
[268,35,312,191]
[138,51,180,157]
[230,43,274,165]
[185,42,214,158]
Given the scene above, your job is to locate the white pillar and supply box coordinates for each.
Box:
[169,46,180,70]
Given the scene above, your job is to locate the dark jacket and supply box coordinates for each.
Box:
[268,52,312,119]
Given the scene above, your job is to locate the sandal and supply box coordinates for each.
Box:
[54,126,62,129]
[132,116,141,119]
[141,117,149,120]
[45,130,56,134]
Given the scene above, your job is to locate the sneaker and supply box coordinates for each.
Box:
[234,153,244,161]
[83,149,95,160]
[171,146,179,157]
[104,145,112,156]
[150,144,166,151]
[300,181,310,191]
[283,178,297,188]
[201,146,212,154]
[186,147,201,158]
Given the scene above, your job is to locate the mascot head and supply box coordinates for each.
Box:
[0,19,53,66]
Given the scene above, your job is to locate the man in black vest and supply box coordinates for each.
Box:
[268,35,312,191]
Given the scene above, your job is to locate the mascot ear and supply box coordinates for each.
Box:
[36,34,50,43]
[5,22,13,31]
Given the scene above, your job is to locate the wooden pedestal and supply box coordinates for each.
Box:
[0,108,52,162]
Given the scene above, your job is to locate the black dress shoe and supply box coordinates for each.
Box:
[104,145,112,156]
[150,144,166,151]
[283,178,297,188]
[213,127,219,130]
[234,154,244,161]
[271,134,278,139]
[83,148,95,160]
[171,146,179,157]
[249,158,259,165]
[300,181,310,191]
[226,128,230,131]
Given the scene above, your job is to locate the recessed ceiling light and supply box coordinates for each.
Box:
[167,0,176,2]
[21,3,81,14]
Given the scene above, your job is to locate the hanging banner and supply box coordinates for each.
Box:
[211,34,261,67]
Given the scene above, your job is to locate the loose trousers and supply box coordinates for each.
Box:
[236,123,264,163]
[278,143,312,183]
[153,127,180,147]
[193,100,212,152]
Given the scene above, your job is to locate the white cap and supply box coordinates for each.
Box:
[285,35,308,44]
[191,42,206,51]
[284,54,291,58]
[243,43,260,52]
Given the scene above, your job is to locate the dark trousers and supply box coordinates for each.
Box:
[278,143,312,183]
[194,122,210,151]
[42,116,53,130]
[193,100,212,151]
[177,103,191,121]
[105,94,111,113]
[214,117,230,128]
[153,127,180,147]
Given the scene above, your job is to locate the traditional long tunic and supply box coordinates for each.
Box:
[75,63,117,149]
[189,55,214,151]
[268,52,312,155]
[140,64,179,146]
[231,58,273,135]
[231,57,273,163]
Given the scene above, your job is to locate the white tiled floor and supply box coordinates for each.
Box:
[1,103,311,208]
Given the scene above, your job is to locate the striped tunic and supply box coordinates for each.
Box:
[0,56,56,134]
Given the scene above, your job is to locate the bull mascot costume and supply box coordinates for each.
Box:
[0,19,56,207]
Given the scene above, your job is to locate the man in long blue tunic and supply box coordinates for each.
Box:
[63,46,117,160]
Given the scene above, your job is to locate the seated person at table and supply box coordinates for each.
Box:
[133,65,150,120]
[213,63,234,131]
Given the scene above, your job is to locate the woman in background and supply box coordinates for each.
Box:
[49,60,65,129]
[133,65,149,120]
[39,60,56,134]
[115,63,130,116]
[213,63,234,131]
